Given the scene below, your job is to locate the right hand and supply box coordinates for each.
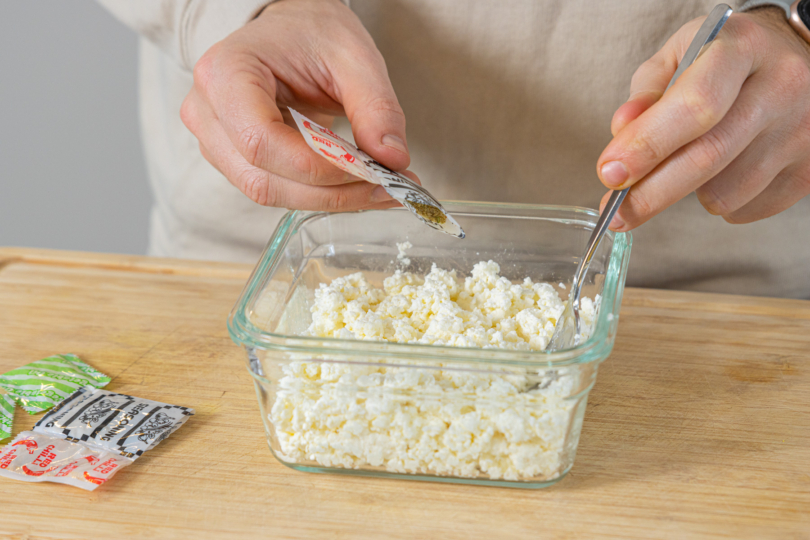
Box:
[180,0,412,211]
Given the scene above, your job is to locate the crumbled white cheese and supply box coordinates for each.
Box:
[270,261,600,482]
[396,241,412,266]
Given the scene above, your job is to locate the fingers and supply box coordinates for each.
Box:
[599,13,810,228]
[210,130,396,211]
[723,164,810,223]
[611,91,662,136]
[694,131,785,217]
[597,16,764,191]
[331,49,410,171]
[185,90,397,211]
[601,75,772,230]
[191,52,352,186]
[610,35,681,135]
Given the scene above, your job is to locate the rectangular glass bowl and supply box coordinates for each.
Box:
[228,201,632,488]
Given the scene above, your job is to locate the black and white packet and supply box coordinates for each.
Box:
[34,387,194,459]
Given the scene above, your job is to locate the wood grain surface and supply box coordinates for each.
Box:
[0,247,808,540]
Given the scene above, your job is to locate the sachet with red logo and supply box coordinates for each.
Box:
[0,431,130,491]
[288,108,465,238]
[34,386,194,459]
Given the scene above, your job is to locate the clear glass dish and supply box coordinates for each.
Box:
[228,201,632,488]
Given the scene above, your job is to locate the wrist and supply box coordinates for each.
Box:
[746,4,795,27]
[740,0,810,46]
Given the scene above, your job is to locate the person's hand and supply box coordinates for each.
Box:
[180,0,411,211]
[597,8,810,230]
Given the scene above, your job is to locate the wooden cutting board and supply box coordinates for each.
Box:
[0,247,808,540]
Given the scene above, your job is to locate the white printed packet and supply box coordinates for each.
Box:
[0,431,131,491]
[34,387,194,459]
[289,108,465,238]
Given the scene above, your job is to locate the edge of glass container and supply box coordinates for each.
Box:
[228,201,632,369]
[276,456,571,490]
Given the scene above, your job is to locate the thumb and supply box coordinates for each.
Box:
[334,53,410,171]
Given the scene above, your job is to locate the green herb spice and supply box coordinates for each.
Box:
[407,200,446,225]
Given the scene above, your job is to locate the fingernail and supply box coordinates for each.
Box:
[371,185,393,203]
[601,161,629,188]
[381,134,408,154]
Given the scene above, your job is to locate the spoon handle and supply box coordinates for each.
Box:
[571,3,733,308]
[570,188,628,307]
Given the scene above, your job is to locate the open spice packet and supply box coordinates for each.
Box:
[289,108,465,238]
[0,354,111,414]
[0,387,194,491]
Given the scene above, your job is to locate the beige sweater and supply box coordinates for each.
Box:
[99,0,810,298]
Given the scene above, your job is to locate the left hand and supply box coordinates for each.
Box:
[597,8,810,230]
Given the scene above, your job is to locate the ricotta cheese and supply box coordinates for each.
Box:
[396,241,413,266]
[270,261,600,481]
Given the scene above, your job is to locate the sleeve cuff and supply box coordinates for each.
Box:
[737,0,791,18]
[180,0,276,70]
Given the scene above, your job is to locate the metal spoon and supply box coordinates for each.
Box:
[546,3,733,352]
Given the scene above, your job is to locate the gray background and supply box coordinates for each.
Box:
[0,1,151,254]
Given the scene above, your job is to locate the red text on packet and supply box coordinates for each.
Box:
[312,136,333,147]
[0,448,17,469]
[93,459,119,475]
[55,461,80,477]
[317,125,339,138]
[12,439,38,454]
[32,445,57,468]
[319,148,339,160]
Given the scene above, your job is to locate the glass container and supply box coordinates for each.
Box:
[228,202,632,488]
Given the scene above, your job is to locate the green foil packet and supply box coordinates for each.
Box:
[0,354,111,414]
[0,394,13,440]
